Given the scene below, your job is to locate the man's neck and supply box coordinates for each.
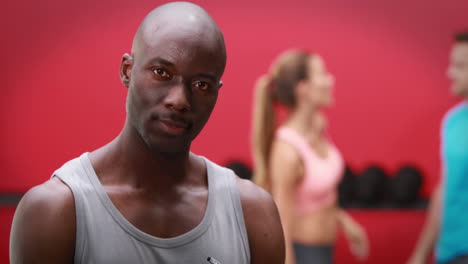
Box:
[90,123,197,193]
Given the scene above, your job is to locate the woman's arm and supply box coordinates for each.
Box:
[269,140,302,264]
[337,209,369,260]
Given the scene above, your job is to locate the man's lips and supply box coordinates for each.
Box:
[160,119,188,128]
[158,118,191,135]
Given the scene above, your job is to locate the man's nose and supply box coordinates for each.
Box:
[164,83,191,112]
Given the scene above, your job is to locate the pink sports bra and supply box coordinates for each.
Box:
[276,127,344,213]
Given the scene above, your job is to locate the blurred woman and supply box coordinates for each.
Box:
[252,50,369,264]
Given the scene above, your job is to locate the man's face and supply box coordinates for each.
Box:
[447,42,468,97]
[122,28,226,154]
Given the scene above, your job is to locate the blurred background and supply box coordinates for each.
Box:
[1,0,467,263]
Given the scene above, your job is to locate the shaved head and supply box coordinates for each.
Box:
[120,2,228,154]
[131,2,226,71]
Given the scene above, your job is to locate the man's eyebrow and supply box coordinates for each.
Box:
[198,73,217,82]
[148,57,174,66]
[148,57,218,82]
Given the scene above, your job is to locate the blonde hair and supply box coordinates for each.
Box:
[252,50,313,192]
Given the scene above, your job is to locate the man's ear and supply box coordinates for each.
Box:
[120,53,133,88]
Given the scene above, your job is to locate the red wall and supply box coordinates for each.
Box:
[334,210,432,264]
[1,1,467,194]
[2,1,468,263]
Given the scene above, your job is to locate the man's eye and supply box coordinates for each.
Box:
[152,67,171,79]
[194,81,209,91]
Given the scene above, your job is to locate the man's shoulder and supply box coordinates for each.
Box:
[10,178,76,263]
[14,178,76,234]
[200,155,277,215]
[19,178,75,217]
[444,102,468,124]
[235,177,277,215]
[14,153,83,231]
[236,177,268,197]
[234,177,285,263]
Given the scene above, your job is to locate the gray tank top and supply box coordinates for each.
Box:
[53,153,251,264]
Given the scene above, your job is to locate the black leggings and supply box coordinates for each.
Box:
[293,243,334,264]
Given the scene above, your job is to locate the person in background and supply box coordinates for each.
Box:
[251,49,369,264]
[408,31,468,264]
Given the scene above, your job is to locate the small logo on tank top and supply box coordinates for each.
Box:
[207,257,221,264]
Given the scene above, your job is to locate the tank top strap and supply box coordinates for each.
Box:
[203,158,251,259]
[51,153,95,262]
[276,127,313,161]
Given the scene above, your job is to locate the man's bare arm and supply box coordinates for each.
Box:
[10,177,76,264]
[237,178,285,264]
[407,182,442,264]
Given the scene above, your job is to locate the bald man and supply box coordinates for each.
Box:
[9,2,285,264]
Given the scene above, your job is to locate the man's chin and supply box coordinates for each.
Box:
[141,136,190,155]
[155,141,190,153]
[451,87,468,97]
